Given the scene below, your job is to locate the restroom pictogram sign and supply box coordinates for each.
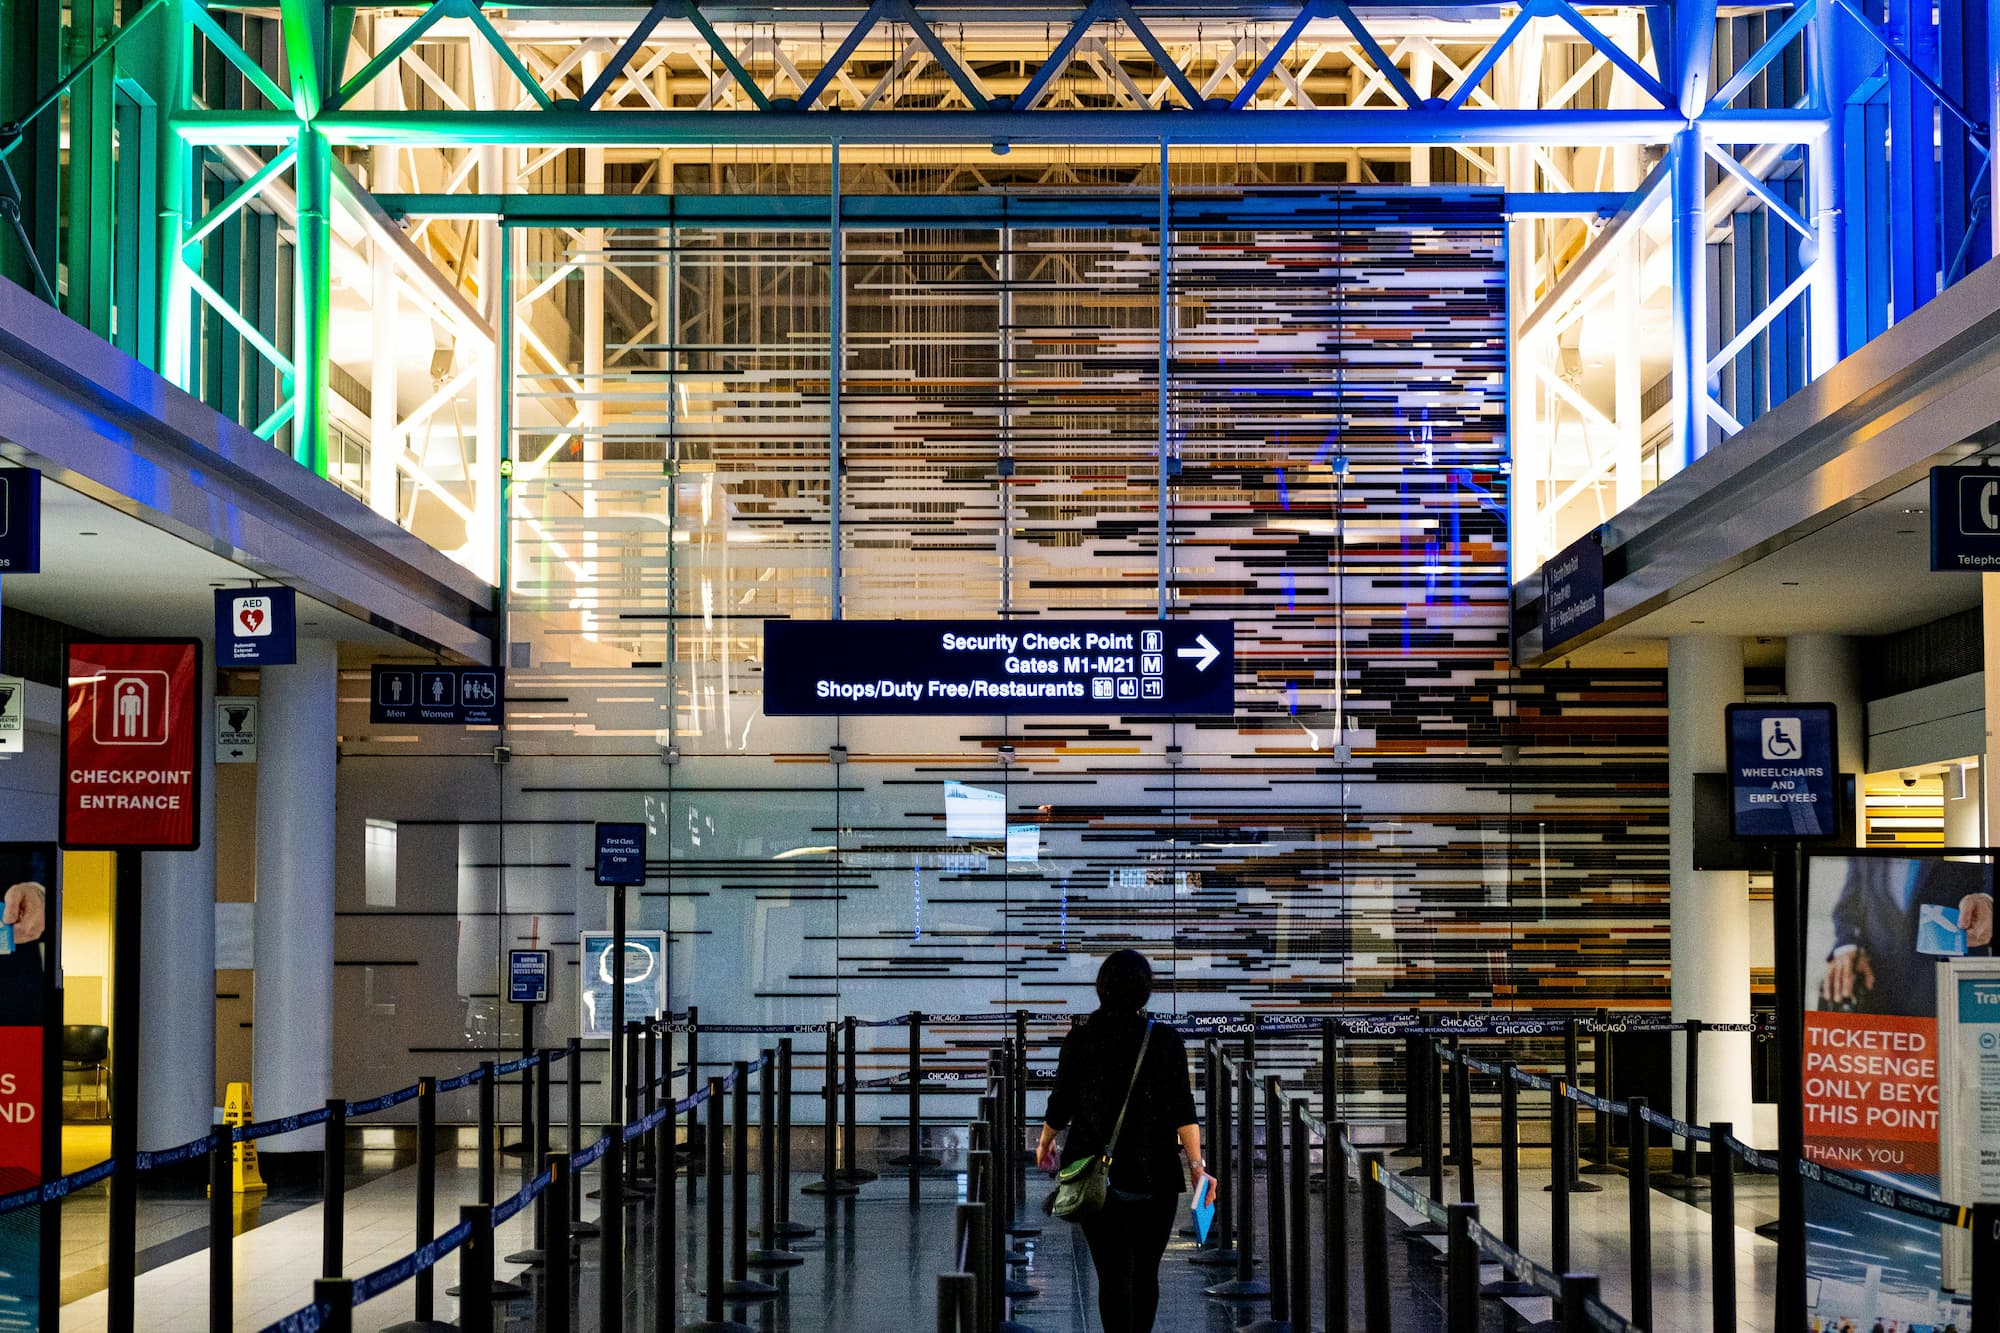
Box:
[62,640,203,850]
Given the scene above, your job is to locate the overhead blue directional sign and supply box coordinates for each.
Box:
[595,821,647,887]
[761,619,1235,716]
[369,665,502,726]
[0,467,41,573]
[1726,703,1840,839]
[1931,464,2000,570]
[1540,530,1604,647]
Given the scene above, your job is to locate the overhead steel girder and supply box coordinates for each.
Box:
[221,107,1829,148]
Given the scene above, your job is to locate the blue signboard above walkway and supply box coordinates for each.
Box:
[761,619,1235,716]
[0,467,40,573]
[1725,703,1839,839]
[1930,464,2000,570]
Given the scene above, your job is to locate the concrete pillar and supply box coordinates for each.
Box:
[137,642,217,1148]
[1785,634,1865,843]
[1668,635,1752,1128]
[252,638,337,1154]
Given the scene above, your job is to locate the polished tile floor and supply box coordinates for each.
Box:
[53,1142,1778,1331]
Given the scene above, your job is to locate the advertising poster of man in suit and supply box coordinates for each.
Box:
[0,843,58,1330]
[1801,855,1994,1329]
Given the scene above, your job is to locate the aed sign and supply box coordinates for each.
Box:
[1725,702,1839,840]
[213,586,297,666]
[595,822,647,887]
[761,619,1236,716]
[1931,464,2000,570]
[508,949,550,1005]
[0,467,41,573]
[369,665,503,726]
[62,640,203,850]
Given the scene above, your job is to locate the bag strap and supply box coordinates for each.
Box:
[1101,1020,1154,1165]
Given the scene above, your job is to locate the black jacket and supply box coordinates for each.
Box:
[1043,1009,1196,1197]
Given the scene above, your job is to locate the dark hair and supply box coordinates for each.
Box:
[1096,949,1153,1012]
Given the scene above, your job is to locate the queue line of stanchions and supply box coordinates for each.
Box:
[13,1004,1961,1333]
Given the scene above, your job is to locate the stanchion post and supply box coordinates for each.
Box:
[459,1203,495,1333]
[726,1061,779,1300]
[1421,1037,1445,1202]
[1326,1119,1348,1326]
[1971,1201,2000,1333]
[652,1087,677,1333]
[1361,1151,1391,1328]
[1204,1052,1268,1299]
[1550,1080,1571,1273]
[414,1076,438,1318]
[477,1059,497,1204]
[601,1123,624,1333]
[643,1023,659,1182]
[321,1097,347,1278]
[1451,1043,1474,1206]
[685,1006,702,1199]
[775,1038,813,1238]
[1583,1013,1614,1179]
[804,1023,857,1197]
[937,1272,975,1333]
[546,1152,573,1333]
[1013,1010,1029,1171]
[1626,1097,1653,1330]
[1192,1038,1234,1266]
[208,1125,232,1333]
[1678,1020,1705,1186]
[842,1016,858,1177]
[1265,1078,1289,1321]
[315,1278,355,1333]
[1710,1121,1735,1333]
[1287,1098,1309,1328]
[532,1052,552,1257]
[567,1038,597,1239]
[1446,1202,1479,1333]
[1499,1062,1519,1247]
[749,1049,802,1268]
[1395,1036,1422,1157]
[1559,1273,1599,1333]
[625,1022,643,1188]
[1321,1017,1339,1125]
[703,1078,725,1321]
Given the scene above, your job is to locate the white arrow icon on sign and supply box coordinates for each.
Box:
[1177,634,1220,672]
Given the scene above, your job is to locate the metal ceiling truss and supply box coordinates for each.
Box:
[1,0,1982,592]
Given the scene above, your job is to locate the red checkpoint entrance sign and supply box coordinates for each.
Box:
[61,640,203,850]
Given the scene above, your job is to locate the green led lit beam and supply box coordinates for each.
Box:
[205,107,1831,149]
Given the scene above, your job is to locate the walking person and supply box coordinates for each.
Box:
[1037,950,1213,1333]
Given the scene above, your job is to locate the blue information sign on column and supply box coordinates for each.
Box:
[1725,703,1839,839]
[0,468,41,573]
[594,821,647,886]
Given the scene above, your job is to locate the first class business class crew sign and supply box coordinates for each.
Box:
[61,640,203,850]
[761,620,1236,716]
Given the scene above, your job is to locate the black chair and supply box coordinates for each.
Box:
[62,1025,109,1118]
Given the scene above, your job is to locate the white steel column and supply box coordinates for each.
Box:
[138,645,216,1148]
[1668,635,1752,1129]
[251,638,338,1153]
[367,22,405,522]
[1668,126,1709,473]
[1785,634,1864,842]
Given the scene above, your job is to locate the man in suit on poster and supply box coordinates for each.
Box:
[0,880,45,1024]
[1820,857,1993,1017]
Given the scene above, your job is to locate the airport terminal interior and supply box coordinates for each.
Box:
[2,0,2000,1328]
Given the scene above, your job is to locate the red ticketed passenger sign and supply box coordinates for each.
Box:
[62,640,203,850]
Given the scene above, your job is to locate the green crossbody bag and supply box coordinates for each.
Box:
[1049,1021,1154,1222]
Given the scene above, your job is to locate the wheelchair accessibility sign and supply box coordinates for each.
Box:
[1727,703,1838,839]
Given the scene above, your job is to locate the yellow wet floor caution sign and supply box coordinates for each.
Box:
[223,1081,266,1193]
